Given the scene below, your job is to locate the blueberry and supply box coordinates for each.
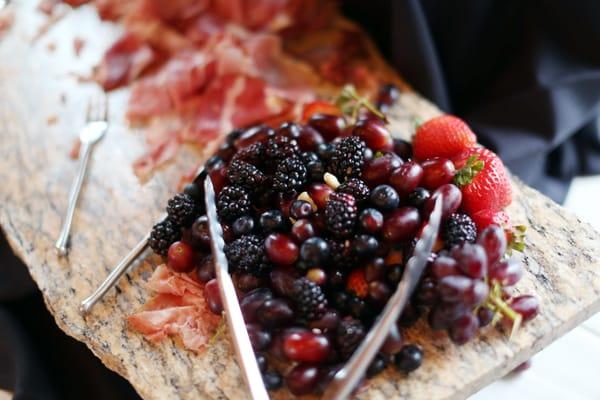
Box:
[232,215,254,236]
[259,210,285,233]
[370,184,400,211]
[290,200,314,219]
[353,234,379,258]
[300,237,330,265]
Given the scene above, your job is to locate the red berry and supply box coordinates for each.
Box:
[453,147,512,214]
[421,158,456,189]
[477,225,507,265]
[490,259,524,286]
[291,219,316,243]
[240,288,273,322]
[265,233,299,265]
[389,161,424,195]
[471,209,511,232]
[204,278,223,315]
[353,118,393,151]
[346,268,368,298]
[511,295,539,321]
[449,313,479,345]
[413,115,477,160]
[382,207,421,242]
[451,243,488,279]
[308,183,334,209]
[285,364,320,396]
[246,323,272,351]
[297,125,324,151]
[424,183,462,220]
[308,114,346,141]
[234,125,274,149]
[167,241,195,273]
[361,153,402,187]
[283,331,331,363]
[431,255,459,279]
[381,323,404,354]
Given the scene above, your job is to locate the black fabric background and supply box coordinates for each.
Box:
[1,0,599,398]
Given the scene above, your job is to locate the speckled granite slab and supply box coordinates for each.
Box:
[1,3,599,400]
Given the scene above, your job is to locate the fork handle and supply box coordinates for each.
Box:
[55,142,92,256]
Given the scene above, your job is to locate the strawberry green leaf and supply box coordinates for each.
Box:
[454,155,485,186]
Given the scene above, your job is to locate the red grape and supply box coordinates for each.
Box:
[257,298,295,328]
[204,278,223,315]
[359,208,384,234]
[291,219,316,243]
[283,331,331,363]
[477,307,494,327]
[364,257,386,282]
[490,259,524,286]
[270,266,299,297]
[167,241,195,273]
[246,322,272,351]
[431,255,459,279]
[511,295,539,321]
[421,158,456,189]
[240,288,273,323]
[438,275,473,303]
[382,207,421,242]
[308,114,346,141]
[297,125,324,151]
[265,233,299,265]
[309,309,340,332]
[451,243,488,279]
[234,125,274,149]
[353,118,393,151]
[477,225,507,265]
[389,161,424,195]
[308,183,334,209]
[361,153,403,187]
[464,280,489,306]
[368,280,392,304]
[449,313,479,345]
[196,255,215,283]
[425,184,462,220]
[285,364,320,396]
[381,323,404,354]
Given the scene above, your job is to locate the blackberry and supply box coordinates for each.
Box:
[149,218,181,256]
[225,234,271,275]
[329,136,366,180]
[231,142,265,165]
[291,277,328,320]
[443,213,477,247]
[336,317,366,360]
[217,185,250,221]
[265,135,299,163]
[326,239,357,270]
[337,178,370,203]
[227,160,267,192]
[325,192,357,238]
[273,157,307,193]
[166,193,199,227]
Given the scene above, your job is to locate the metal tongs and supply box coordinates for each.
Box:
[323,194,443,400]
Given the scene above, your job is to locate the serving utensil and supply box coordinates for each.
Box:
[56,94,108,257]
[204,177,269,400]
[323,194,443,400]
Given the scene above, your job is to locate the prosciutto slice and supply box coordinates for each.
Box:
[128,265,221,351]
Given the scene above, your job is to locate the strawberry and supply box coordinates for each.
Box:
[413,115,477,160]
[471,209,511,232]
[453,147,512,215]
[301,101,341,122]
[346,268,368,298]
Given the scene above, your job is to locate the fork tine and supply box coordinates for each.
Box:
[85,99,92,122]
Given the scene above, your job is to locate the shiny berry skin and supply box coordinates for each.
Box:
[370,184,400,211]
[232,215,254,236]
[477,307,494,327]
[413,115,477,160]
[365,257,386,282]
[309,309,341,332]
[183,182,203,202]
[259,210,285,233]
[265,233,299,266]
[262,371,282,390]
[359,208,384,233]
[471,209,511,232]
[425,184,462,220]
[257,298,295,328]
[421,157,456,189]
[283,331,331,363]
[389,161,424,195]
[477,225,507,265]
[191,215,211,249]
[382,207,421,242]
[290,200,314,219]
[353,118,393,151]
[285,364,320,396]
[376,83,400,111]
[381,323,404,354]
[307,159,325,181]
[317,142,335,160]
[395,345,423,373]
[490,259,523,286]
[309,183,334,209]
[204,279,223,315]
[361,153,403,187]
[234,125,274,149]
[449,313,479,345]
[167,241,195,273]
[196,255,215,283]
[298,125,325,151]
[246,323,272,351]
[431,255,459,279]
[368,280,392,304]
[407,187,430,208]
[511,295,539,321]
[353,234,379,258]
[270,266,298,297]
[393,139,413,160]
[366,354,388,378]
[240,288,273,323]
[256,354,268,372]
[308,114,346,141]
[277,122,302,139]
[300,237,330,265]
[291,219,316,243]
[451,243,488,279]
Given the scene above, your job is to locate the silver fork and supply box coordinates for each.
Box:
[55,94,108,257]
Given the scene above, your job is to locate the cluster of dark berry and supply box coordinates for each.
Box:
[148,89,538,395]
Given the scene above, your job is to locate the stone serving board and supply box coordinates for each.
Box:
[1,3,599,400]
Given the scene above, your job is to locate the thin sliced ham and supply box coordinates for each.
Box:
[128,265,221,352]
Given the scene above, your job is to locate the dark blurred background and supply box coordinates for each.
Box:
[2,0,599,399]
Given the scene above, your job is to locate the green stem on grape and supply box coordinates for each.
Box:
[209,317,227,345]
[484,283,523,339]
[335,84,387,123]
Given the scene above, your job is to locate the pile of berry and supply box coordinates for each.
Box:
[148,91,539,395]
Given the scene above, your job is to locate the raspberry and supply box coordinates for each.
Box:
[443,213,477,247]
[325,192,357,238]
[336,317,366,360]
[346,268,368,298]
[166,193,199,227]
[291,278,328,320]
[227,160,267,192]
[225,234,271,275]
[329,136,366,180]
[217,185,250,221]
[149,219,181,256]
[337,178,370,203]
[273,157,307,193]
